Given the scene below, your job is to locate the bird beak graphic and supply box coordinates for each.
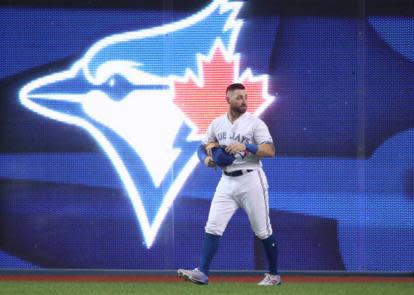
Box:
[19,63,90,121]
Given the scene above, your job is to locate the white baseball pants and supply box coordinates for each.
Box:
[205,168,273,240]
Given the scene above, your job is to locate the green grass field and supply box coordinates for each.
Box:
[0,282,413,295]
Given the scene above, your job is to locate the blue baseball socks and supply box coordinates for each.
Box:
[199,232,221,276]
[199,233,277,276]
[261,234,279,275]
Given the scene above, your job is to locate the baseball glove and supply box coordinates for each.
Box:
[211,146,236,167]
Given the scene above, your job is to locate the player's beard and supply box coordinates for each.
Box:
[230,103,247,114]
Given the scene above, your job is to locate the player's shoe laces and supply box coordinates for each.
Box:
[257,273,282,286]
[177,268,209,285]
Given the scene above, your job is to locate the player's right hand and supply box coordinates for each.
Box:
[204,156,216,168]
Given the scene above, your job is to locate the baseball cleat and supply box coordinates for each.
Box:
[257,273,282,286]
[177,268,209,285]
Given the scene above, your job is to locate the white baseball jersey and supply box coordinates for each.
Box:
[202,112,274,172]
[202,112,274,240]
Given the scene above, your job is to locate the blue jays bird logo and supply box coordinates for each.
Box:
[19,0,274,247]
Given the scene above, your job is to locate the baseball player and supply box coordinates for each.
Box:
[178,83,281,286]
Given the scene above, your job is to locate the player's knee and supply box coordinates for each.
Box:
[254,229,273,240]
[205,223,224,236]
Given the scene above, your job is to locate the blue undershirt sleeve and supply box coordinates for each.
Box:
[245,143,258,154]
[197,144,207,163]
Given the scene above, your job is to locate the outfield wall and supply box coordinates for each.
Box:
[0,0,413,272]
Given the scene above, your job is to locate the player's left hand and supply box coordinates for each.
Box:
[204,156,217,168]
[225,143,246,154]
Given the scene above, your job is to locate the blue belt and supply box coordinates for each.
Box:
[223,169,253,177]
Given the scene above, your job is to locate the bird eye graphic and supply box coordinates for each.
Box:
[100,74,133,101]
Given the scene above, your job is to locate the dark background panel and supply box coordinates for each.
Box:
[0,181,344,270]
[1,0,414,16]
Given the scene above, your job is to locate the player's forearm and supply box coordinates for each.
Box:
[255,143,275,158]
[197,144,217,167]
[226,142,275,158]
[197,144,207,163]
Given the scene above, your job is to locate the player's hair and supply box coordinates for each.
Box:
[226,83,245,94]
